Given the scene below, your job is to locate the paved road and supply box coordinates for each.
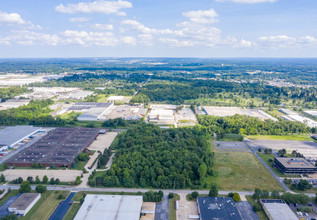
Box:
[0,184,316,198]
[244,141,291,192]
[48,192,76,220]
[154,195,169,220]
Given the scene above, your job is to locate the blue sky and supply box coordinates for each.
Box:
[0,0,317,58]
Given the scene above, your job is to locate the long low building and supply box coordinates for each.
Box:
[7,127,100,167]
[260,199,297,220]
[74,195,143,220]
[0,126,41,148]
[274,157,317,174]
[8,193,41,216]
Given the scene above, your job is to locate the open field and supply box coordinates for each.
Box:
[207,141,283,191]
[246,135,313,141]
[22,191,69,220]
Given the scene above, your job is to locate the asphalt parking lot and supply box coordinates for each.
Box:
[0,194,20,218]
[236,201,259,220]
[154,195,169,220]
[48,192,76,220]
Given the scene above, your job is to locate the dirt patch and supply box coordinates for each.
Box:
[1,169,81,182]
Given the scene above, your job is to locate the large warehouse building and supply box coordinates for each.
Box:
[0,126,41,148]
[75,102,113,121]
[260,199,297,220]
[274,157,317,174]
[7,127,100,167]
[74,195,143,220]
[8,193,41,216]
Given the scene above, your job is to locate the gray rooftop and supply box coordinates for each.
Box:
[0,126,40,147]
[261,199,297,220]
[74,195,143,220]
[275,157,316,169]
[9,193,40,211]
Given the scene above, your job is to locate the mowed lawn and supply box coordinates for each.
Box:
[22,191,69,220]
[207,143,283,191]
[246,135,313,141]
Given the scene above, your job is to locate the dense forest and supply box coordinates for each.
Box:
[198,115,314,135]
[89,124,214,189]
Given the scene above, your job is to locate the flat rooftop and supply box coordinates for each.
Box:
[7,127,100,167]
[261,199,297,220]
[0,126,40,147]
[197,197,242,220]
[9,193,40,211]
[69,102,113,111]
[275,157,316,169]
[74,195,143,220]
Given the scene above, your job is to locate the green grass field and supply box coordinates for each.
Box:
[63,203,81,220]
[246,135,313,141]
[22,191,69,220]
[206,142,283,191]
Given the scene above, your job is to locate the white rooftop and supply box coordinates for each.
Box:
[74,195,143,220]
[262,202,297,220]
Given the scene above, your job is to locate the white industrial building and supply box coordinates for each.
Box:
[74,195,143,220]
[148,105,176,125]
[260,199,297,220]
[77,103,114,121]
[305,110,317,117]
[8,193,41,216]
[0,126,41,148]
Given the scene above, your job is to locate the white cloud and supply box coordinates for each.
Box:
[216,0,277,3]
[91,23,113,30]
[55,0,132,16]
[257,35,296,48]
[234,39,254,48]
[69,17,91,22]
[120,36,136,45]
[8,30,59,46]
[182,9,218,24]
[62,30,118,46]
[0,11,26,25]
[159,38,194,47]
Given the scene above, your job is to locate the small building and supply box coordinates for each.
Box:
[74,195,143,220]
[260,199,297,220]
[274,157,317,174]
[197,197,242,220]
[8,193,41,216]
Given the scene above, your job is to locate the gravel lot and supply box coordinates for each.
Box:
[88,132,118,152]
[1,169,82,182]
